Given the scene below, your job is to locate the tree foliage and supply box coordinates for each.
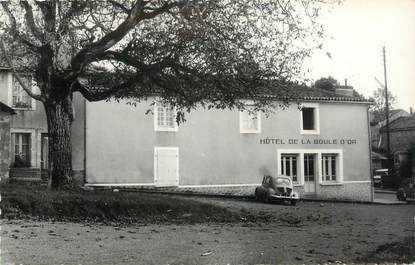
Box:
[369,87,397,121]
[1,0,326,113]
[314,76,338,91]
[0,0,327,188]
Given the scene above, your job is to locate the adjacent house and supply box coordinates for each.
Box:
[0,68,84,182]
[370,109,410,150]
[0,101,15,181]
[0,67,373,201]
[379,115,415,155]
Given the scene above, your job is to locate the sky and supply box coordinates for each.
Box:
[307,0,415,111]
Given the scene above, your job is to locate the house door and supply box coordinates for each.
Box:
[304,154,316,193]
[154,148,179,187]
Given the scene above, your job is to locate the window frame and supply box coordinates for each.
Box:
[321,154,338,183]
[300,102,319,135]
[154,103,178,132]
[11,129,36,168]
[280,154,299,184]
[277,149,343,187]
[8,73,37,111]
[239,102,261,134]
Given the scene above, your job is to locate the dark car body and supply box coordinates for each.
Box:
[397,177,415,201]
[373,169,395,188]
[254,175,299,205]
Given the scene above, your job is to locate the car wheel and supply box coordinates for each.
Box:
[397,191,407,201]
[263,194,270,203]
[290,200,297,206]
[254,189,260,201]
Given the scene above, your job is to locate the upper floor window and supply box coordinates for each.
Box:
[154,103,178,132]
[239,103,261,133]
[300,103,319,134]
[12,75,33,110]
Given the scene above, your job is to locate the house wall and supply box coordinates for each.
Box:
[71,92,86,182]
[0,113,11,181]
[84,99,372,201]
[0,71,85,178]
[380,129,415,154]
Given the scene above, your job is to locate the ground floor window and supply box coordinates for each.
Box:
[278,149,343,186]
[322,154,337,182]
[280,154,298,183]
[12,133,31,167]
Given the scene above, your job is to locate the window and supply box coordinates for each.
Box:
[240,109,261,133]
[12,75,33,109]
[278,149,343,187]
[281,154,298,183]
[302,108,315,130]
[154,104,178,132]
[322,154,337,182]
[12,133,31,167]
[300,103,319,134]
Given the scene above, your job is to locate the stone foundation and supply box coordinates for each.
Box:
[88,182,373,202]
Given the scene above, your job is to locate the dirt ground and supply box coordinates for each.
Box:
[1,196,414,265]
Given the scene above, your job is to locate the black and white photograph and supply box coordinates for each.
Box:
[0,0,414,264]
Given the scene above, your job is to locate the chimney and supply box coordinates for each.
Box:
[334,84,354,97]
[410,107,413,115]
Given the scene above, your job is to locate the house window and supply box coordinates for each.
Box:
[300,103,319,134]
[240,110,261,133]
[281,154,298,183]
[322,154,337,182]
[12,75,33,109]
[154,104,178,131]
[12,133,31,167]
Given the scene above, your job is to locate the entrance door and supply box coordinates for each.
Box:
[154,148,179,187]
[304,154,316,193]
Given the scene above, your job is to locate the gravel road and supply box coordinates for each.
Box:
[2,197,414,264]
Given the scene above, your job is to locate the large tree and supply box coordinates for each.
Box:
[0,0,325,189]
[369,87,397,122]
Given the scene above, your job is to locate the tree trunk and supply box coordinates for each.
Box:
[44,99,73,189]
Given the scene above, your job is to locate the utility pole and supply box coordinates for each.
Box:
[382,46,391,167]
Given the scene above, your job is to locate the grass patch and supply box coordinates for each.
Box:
[355,236,415,263]
[0,184,258,224]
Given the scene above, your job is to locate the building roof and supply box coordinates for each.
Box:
[2,55,369,104]
[262,83,368,103]
[0,101,16,114]
[380,115,415,132]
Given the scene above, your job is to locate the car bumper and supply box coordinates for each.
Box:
[270,194,299,200]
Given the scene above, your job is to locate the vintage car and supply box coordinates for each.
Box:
[373,168,391,188]
[254,175,299,205]
[396,176,415,201]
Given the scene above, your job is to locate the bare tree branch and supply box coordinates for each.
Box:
[57,0,88,39]
[0,38,44,102]
[72,74,144,102]
[21,1,44,41]
[108,0,130,14]
[70,0,179,76]
[0,2,41,51]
